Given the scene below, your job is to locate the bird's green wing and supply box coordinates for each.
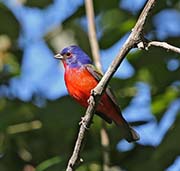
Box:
[85,64,121,114]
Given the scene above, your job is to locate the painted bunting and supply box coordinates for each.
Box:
[54,45,139,142]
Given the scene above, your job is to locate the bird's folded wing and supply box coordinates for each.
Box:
[85,64,121,112]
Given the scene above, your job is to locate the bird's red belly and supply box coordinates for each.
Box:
[65,67,98,107]
[64,67,121,124]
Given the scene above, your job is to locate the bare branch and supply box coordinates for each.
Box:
[66,96,96,171]
[85,0,102,71]
[148,41,180,54]
[100,122,110,171]
[85,0,110,170]
[65,0,157,171]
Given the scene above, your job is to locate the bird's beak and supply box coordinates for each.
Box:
[54,53,63,60]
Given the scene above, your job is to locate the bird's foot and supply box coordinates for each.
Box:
[79,117,89,130]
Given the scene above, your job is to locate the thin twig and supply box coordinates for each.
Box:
[65,0,157,171]
[100,122,110,171]
[148,41,180,54]
[85,0,102,71]
[85,0,110,170]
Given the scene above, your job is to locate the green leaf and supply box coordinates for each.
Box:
[36,156,61,171]
[151,87,179,120]
[99,9,135,49]
[0,3,20,41]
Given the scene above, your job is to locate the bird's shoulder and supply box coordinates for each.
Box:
[85,64,103,81]
[85,64,121,111]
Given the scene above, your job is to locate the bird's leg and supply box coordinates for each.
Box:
[79,117,90,130]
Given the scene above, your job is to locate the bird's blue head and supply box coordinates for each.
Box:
[54,45,92,68]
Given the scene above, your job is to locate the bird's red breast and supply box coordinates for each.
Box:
[64,65,98,107]
[64,65,123,125]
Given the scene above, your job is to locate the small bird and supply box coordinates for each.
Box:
[54,45,139,142]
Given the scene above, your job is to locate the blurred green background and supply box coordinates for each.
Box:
[0,0,180,171]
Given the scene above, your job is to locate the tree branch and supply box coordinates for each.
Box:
[100,122,110,171]
[65,0,157,171]
[147,41,180,54]
[85,0,102,71]
[85,1,111,170]
[85,0,101,69]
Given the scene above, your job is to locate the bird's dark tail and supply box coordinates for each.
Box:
[125,125,140,142]
[117,122,140,142]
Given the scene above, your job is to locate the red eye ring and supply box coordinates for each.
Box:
[66,52,71,57]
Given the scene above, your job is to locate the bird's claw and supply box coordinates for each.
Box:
[79,117,89,130]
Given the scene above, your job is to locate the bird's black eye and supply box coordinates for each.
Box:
[66,52,71,57]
